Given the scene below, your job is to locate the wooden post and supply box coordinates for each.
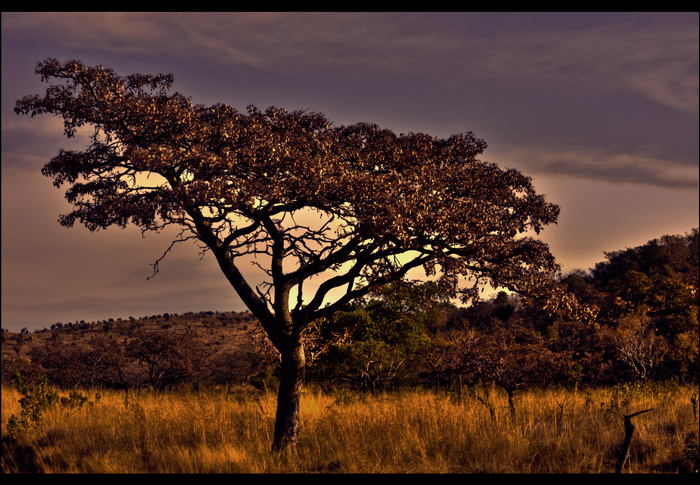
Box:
[615,408,653,474]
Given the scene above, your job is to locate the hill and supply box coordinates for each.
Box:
[1,310,266,390]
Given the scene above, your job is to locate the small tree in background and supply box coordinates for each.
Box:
[307,282,437,391]
[126,329,209,390]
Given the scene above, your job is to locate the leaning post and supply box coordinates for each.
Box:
[615,408,654,474]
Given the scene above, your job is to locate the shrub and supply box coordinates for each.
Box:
[6,371,59,440]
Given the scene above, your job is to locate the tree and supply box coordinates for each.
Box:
[16,58,562,450]
[307,282,436,392]
[469,327,560,418]
[592,229,699,323]
[126,329,209,390]
[29,337,128,389]
[613,314,667,381]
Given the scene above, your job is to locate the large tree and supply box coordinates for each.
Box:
[16,58,563,450]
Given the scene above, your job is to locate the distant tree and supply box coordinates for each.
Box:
[612,314,668,381]
[422,328,478,394]
[308,282,438,391]
[1,356,41,387]
[208,347,256,387]
[29,339,123,389]
[493,290,517,323]
[126,329,209,390]
[592,229,699,320]
[558,270,602,310]
[468,327,560,417]
[589,229,698,382]
[17,58,564,450]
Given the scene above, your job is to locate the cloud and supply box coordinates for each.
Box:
[489,142,699,189]
[621,60,699,115]
[4,12,696,115]
[458,20,698,115]
[2,12,449,79]
[0,113,99,182]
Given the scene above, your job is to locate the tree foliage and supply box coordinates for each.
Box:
[306,282,439,391]
[16,59,564,338]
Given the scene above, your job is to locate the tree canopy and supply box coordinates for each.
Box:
[15,58,563,340]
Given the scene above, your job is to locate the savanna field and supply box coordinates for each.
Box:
[2,231,698,473]
[2,382,698,473]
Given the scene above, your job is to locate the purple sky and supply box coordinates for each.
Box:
[2,12,698,332]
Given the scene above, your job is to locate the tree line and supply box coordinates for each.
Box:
[4,228,697,397]
[304,228,698,399]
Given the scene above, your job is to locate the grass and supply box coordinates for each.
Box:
[2,382,698,473]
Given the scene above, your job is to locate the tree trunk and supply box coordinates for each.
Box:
[272,340,306,451]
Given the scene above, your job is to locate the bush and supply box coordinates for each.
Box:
[6,371,59,440]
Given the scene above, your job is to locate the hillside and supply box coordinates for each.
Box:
[1,310,265,389]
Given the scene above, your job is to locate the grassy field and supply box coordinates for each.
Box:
[2,382,697,473]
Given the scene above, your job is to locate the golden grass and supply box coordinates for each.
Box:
[2,383,697,473]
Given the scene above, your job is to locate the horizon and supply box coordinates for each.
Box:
[4,225,696,333]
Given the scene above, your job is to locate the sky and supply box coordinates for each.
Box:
[1,12,698,332]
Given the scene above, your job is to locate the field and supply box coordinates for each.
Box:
[2,382,697,473]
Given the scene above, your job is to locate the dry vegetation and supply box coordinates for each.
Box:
[1,311,260,390]
[2,382,697,473]
[2,310,256,363]
[2,310,698,474]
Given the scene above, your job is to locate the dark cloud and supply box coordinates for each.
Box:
[488,142,699,190]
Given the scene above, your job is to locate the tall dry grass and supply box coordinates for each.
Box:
[2,383,697,473]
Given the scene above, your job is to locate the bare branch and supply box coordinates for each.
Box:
[147,229,198,280]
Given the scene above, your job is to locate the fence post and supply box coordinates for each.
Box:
[615,408,653,474]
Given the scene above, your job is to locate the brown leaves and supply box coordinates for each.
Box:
[18,58,566,324]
